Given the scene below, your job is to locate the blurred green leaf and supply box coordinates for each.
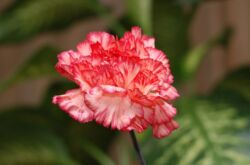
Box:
[0,0,99,42]
[182,27,232,80]
[81,140,115,165]
[0,0,30,13]
[41,81,118,164]
[125,0,153,34]
[140,97,250,165]
[176,0,203,6]
[152,0,193,82]
[112,136,132,165]
[0,109,78,165]
[65,121,117,165]
[0,46,59,93]
[0,98,116,165]
[212,66,250,101]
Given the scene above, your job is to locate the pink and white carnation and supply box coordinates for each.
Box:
[52,27,179,138]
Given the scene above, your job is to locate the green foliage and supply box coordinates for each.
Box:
[182,27,232,80]
[0,0,99,42]
[140,98,250,165]
[152,0,193,82]
[81,140,115,165]
[42,81,117,165]
[0,81,117,165]
[176,0,203,6]
[213,66,250,101]
[112,136,132,165]
[125,0,153,35]
[0,108,78,165]
[0,46,59,93]
[0,0,30,13]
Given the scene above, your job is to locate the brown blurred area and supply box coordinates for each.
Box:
[0,0,249,109]
[191,0,250,94]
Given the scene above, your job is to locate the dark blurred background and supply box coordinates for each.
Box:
[0,0,249,165]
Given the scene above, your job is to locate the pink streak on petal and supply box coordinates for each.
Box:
[117,60,141,88]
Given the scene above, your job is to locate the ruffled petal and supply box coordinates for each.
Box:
[55,50,80,80]
[117,59,141,88]
[73,64,116,90]
[142,35,155,48]
[153,102,177,124]
[86,32,115,50]
[129,88,154,106]
[153,120,179,138]
[124,104,153,133]
[135,40,149,59]
[77,41,92,56]
[125,117,148,133]
[146,48,169,65]
[53,89,94,123]
[160,86,179,100]
[133,71,159,95]
[85,86,136,130]
[131,26,142,39]
[139,58,166,75]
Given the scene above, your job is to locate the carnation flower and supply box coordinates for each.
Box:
[52,27,179,138]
